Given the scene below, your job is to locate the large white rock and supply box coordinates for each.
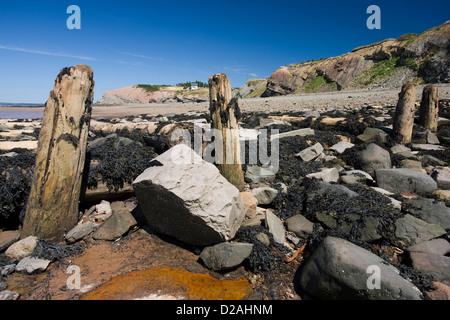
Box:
[133,144,246,246]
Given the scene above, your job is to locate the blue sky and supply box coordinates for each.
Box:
[0,0,449,103]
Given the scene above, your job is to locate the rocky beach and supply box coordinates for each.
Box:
[0,15,449,304]
[1,79,450,301]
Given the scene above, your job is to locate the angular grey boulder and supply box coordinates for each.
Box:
[403,198,450,231]
[199,242,253,271]
[15,257,51,274]
[265,211,286,244]
[251,186,278,205]
[92,208,137,241]
[297,236,422,300]
[133,144,246,246]
[375,169,438,194]
[65,221,97,244]
[394,214,446,247]
[295,143,324,162]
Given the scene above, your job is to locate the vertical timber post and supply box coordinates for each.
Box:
[419,84,439,132]
[392,83,416,144]
[209,73,245,191]
[21,65,95,241]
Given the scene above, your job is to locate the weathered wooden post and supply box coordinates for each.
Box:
[418,84,439,132]
[392,83,416,144]
[21,65,95,241]
[209,73,245,191]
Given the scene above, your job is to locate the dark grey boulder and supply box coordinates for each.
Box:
[375,169,438,194]
[394,214,446,247]
[297,236,422,300]
[403,198,450,230]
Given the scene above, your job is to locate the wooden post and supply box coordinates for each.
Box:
[419,84,439,132]
[21,65,95,241]
[209,73,245,191]
[392,83,416,144]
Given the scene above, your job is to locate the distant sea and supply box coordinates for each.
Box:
[0,103,44,119]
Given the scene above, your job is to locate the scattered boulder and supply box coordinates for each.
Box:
[65,221,97,244]
[330,140,355,154]
[408,252,450,282]
[375,169,438,194]
[5,236,39,260]
[306,167,339,183]
[410,144,444,151]
[431,169,450,190]
[402,198,450,230]
[407,239,450,256]
[356,127,388,144]
[251,187,278,205]
[297,236,422,300]
[295,143,324,162]
[199,242,253,271]
[415,131,440,144]
[284,215,314,238]
[15,257,51,274]
[240,192,258,219]
[391,144,411,154]
[394,214,446,247]
[358,143,391,177]
[88,133,137,150]
[340,170,374,185]
[133,144,246,246]
[92,208,137,241]
[96,200,112,215]
[265,211,286,244]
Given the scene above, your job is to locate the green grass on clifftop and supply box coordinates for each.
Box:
[136,84,161,93]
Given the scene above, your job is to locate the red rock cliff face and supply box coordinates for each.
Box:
[262,21,450,97]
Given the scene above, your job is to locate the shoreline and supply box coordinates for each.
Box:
[1,84,450,120]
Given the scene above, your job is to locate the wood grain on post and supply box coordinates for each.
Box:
[209,73,245,191]
[21,65,95,241]
[419,84,439,132]
[392,83,416,144]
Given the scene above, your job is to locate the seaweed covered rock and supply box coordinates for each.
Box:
[133,144,246,246]
[0,150,35,227]
[234,225,289,274]
[297,236,422,300]
[87,134,158,192]
[304,181,401,243]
